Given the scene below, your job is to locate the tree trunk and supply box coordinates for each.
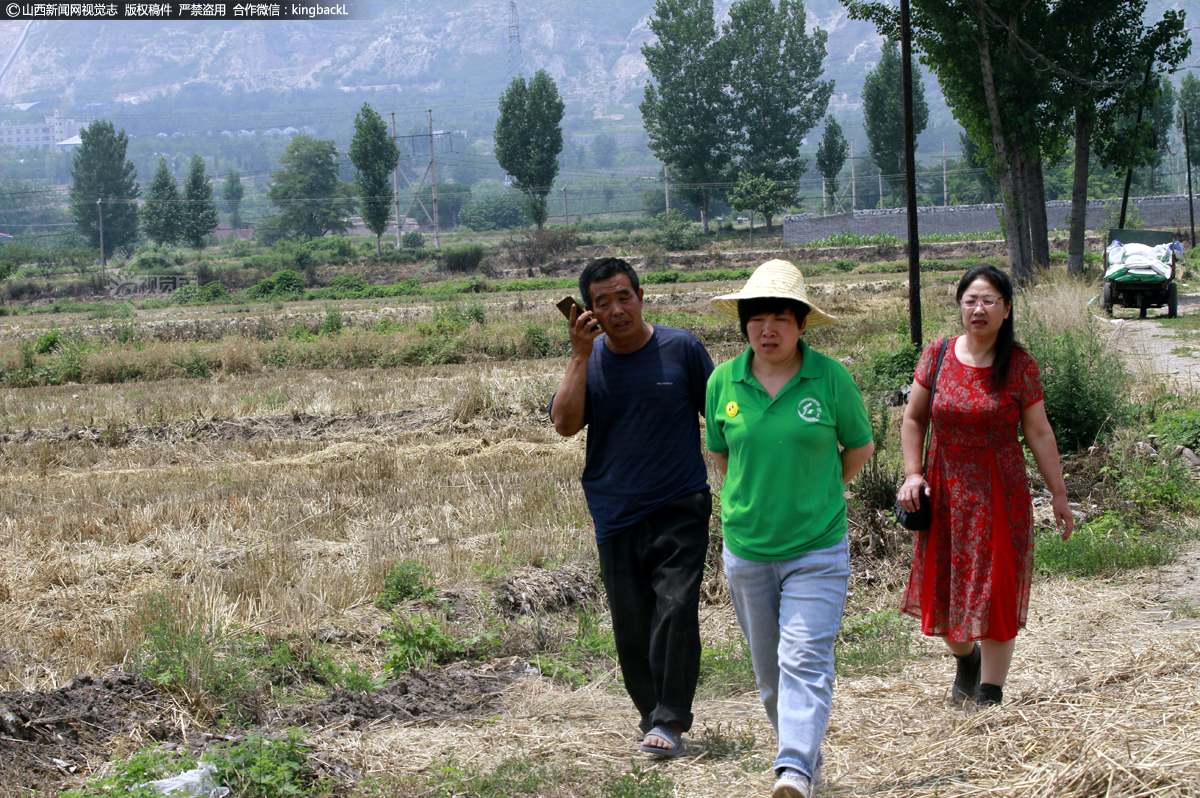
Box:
[976,29,1032,282]
[700,188,710,235]
[765,214,774,235]
[376,234,383,258]
[1068,106,1093,275]
[1024,152,1050,271]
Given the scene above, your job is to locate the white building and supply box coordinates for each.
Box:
[0,112,81,150]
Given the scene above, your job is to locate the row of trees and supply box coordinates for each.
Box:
[62,101,406,258]
[640,0,831,234]
[848,0,1192,280]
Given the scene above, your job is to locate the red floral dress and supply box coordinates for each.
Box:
[899,337,1044,642]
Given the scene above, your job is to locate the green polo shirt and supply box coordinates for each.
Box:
[705,341,873,562]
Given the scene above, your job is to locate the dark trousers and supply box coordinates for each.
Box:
[597,489,711,734]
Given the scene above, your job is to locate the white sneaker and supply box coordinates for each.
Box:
[772,765,820,798]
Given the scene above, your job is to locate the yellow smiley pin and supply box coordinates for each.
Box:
[726,401,739,417]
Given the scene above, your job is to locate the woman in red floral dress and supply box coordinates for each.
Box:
[897,265,1073,708]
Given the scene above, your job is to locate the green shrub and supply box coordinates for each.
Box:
[65,731,323,798]
[382,613,461,673]
[376,560,434,609]
[1149,399,1200,451]
[857,340,920,394]
[286,322,316,342]
[806,231,902,247]
[208,731,320,798]
[458,194,527,231]
[248,269,306,299]
[35,328,64,354]
[318,307,343,336]
[642,269,681,284]
[1023,318,1129,452]
[199,280,229,302]
[654,209,699,250]
[441,244,486,273]
[401,230,425,249]
[330,273,367,294]
[172,284,201,305]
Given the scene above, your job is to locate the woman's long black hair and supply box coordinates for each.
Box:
[956,264,1021,392]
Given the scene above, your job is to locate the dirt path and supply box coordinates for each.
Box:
[1105,285,1200,389]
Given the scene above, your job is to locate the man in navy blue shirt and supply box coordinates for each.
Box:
[550,257,713,757]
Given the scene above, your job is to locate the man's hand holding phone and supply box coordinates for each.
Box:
[557,295,602,359]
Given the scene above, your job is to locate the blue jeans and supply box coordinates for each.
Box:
[723,537,849,779]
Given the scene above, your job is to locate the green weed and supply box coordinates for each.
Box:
[601,765,675,798]
[696,722,758,760]
[319,307,343,336]
[428,755,571,797]
[1034,511,1178,578]
[381,612,461,673]
[836,609,914,677]
[698,637,757,698]
[1024,316,1130,452]
[376,560,435,609]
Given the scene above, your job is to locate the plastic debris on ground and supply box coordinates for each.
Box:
[139,761,230,798]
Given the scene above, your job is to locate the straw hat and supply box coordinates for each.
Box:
[710,259,837,327]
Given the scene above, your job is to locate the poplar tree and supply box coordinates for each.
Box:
[861,39,928,205]
[349,102,400,255]
[68,120,140,258]
[222,169,245,230]
[724,0,832,233]
[181,155,220,249]
[815,116,849,205]
[142,157,180,246]
[494,69,564,230]
[641,0,730,233]
[1180,72,1200,184]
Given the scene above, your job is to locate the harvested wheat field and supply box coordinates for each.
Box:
[0,266,1198,797]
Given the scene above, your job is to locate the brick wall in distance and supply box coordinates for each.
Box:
[783,195,1197,246]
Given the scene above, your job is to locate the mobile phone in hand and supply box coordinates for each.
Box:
[556,296,601,333]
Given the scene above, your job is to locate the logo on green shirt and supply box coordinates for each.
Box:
[798,397,822,423]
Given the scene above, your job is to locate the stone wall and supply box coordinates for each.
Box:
[783,194,1198,246]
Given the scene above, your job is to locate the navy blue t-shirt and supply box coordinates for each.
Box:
[560,325,713,543]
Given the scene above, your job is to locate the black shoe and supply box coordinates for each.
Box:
[951,643,981,704]
[977,682,1003,707]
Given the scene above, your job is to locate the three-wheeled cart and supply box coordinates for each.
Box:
[1102,228,1179,318]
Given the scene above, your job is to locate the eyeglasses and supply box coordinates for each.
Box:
[959,295,1001,309]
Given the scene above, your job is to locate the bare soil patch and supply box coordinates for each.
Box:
[0,672,181,794]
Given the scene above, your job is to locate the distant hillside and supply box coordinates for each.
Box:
[0,0,1193,156]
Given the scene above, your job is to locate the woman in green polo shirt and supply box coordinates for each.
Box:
[705,260,874,798]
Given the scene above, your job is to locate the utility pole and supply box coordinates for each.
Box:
[428,109,440,249]
[943,139,948,206]
[850,139,856,212]
[664,168,670,211]
[901,0,922,347]
[1186,112,1195,247]
[562,187,569,224]
[96,198,105,278]
[391,112,401,248]
[879,173,883,210]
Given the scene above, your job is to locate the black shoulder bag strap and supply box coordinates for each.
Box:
[922,337,950,470]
